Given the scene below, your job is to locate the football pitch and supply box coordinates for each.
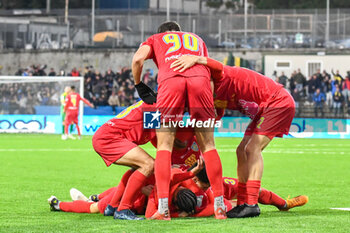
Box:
[1,134,349,233]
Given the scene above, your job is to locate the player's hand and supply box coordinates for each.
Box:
[178,211,189,217]
[141,185,154,196]
[191,156,204,175]
[170,55,198,72]
[135,81,157,104]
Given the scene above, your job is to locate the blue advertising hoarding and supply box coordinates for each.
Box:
[0,115,349,139]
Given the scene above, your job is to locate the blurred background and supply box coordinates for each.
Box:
[0,0,349,122]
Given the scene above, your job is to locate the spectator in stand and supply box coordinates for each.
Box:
[333,86,344,117]
[313,88,325,118]
[271,70,278,82]
[48,68,56,76]
[331,69,344,88]
[315,69,323,81]
[342,73,350,105]
[294,68,307,95]
[70,67,80,77]
[289,70,297,92]
[308,75,318,101]
[142,69,152,85]
[291,88,301,117]
[278,72,288,88]
[323,73,333,107]
[108,91,120,115]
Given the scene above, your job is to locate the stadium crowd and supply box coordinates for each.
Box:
[0,65,157,115]
[274,69,350,117]
[1,64,349,117]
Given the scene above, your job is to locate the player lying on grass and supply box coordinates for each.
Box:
[92,100,157,220]
[192,163,308,214]
[171,55,296,218]
[63,86,94,140]
[48,160,205,218]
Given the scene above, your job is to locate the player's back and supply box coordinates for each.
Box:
[220,66,283,104]
[107,101,156,145]
[65,93,82,111]
[143,31,210,83]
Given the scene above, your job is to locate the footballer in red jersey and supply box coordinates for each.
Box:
[171,55,296,218]
[63,86,94,140]
[132,21,225,220]
[192,165,308,213]
[92,100,157,220]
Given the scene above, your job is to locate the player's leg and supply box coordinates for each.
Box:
[258,188,309,211]
[48,196,98,213]
[112,146,153,220]
[61,112,66,139]
[153,77,186,219]
[187,76,226,219]
[235,135,251,206]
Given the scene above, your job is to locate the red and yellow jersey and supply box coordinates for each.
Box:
[211,61,283,119]
[141,31,210,83]
[105,100,156,145]
[64,92,92,113]
[171,128,201,170]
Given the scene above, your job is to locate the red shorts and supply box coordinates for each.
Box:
[157,76,215,122]
[92,124,138,167]
[65,111,78,125]
[245,88,295,139]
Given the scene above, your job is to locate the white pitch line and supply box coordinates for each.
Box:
[330,208,350,211]
[0,148,91,152]
[0,149,348,155]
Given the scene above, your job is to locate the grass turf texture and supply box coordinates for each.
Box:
[1,134,350,233]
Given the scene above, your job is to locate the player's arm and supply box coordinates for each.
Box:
[80,95,94,108]
[170,157,204,185]
[132,45,151,85]
[170,55,224,79]
[132,45,157,104]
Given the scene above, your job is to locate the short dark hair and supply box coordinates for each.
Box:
[189,162,210,185]
[157,21,181,33]
[70,86,76,90]
[174,188,197,214]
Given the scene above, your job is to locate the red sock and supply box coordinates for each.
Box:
[237,182,247,206]
[75,124,81,136]
[155,150,171,198]
[110,169,134,208]
[202,149,223,197]
[117,170,147,211]
[258,188,286,208]
[59,201,93,213]
[246,180,261,205]
[64,122,69,134]
[98,187,117,200]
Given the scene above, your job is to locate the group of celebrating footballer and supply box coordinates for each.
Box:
[48,21,308,220]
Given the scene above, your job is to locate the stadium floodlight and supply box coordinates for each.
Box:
[0,76,84,134]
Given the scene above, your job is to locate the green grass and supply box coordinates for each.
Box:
[0,134,350,232]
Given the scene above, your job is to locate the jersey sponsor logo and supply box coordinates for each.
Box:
[143,110,161,129]
[185,154,197,167]
[224,178,236,186]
